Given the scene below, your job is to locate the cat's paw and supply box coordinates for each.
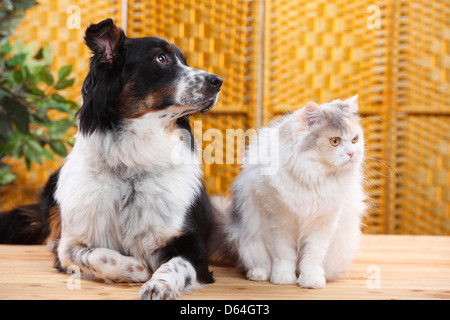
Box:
[297,273,326,289]
[247,267,270,281]
[271,271,297,285]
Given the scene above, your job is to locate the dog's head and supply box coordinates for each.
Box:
[78,19,222,135]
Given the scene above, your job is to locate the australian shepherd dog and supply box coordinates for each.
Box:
[0,18,223,300]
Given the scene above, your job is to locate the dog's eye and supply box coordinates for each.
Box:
[156,54,168,64]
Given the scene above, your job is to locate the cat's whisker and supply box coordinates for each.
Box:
[363,173,383,188]
[364,153,401,180]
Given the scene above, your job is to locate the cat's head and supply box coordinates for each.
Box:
[295,95,364,172]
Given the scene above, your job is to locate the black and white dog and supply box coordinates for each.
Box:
[0,19,223,300]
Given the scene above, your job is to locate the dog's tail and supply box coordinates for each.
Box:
[0,204,49,244]
[207,196,238,266]
[0,171,61,248]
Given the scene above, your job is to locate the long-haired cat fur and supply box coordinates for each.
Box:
[219,95,367,289]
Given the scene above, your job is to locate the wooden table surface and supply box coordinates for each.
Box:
[0,235,449,300]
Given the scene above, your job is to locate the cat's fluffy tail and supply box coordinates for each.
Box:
[208,196,237,266]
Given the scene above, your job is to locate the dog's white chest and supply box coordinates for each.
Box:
[116,164,201,252]
[55,124,202,258]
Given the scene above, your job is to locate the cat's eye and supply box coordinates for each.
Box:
[352,135,359,143]
[330,137,341,147]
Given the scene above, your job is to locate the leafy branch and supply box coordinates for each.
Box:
[0,38,78,185]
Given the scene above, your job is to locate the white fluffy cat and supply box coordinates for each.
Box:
[222,95,367,289]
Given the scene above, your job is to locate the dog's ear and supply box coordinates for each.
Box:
[78,19,125,135]
[84,18,124,66]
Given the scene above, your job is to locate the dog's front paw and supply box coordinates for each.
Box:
[139,279,180,300]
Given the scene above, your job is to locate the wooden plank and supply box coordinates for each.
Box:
[0,235,449,300]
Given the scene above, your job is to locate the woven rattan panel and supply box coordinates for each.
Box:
[1,0,449,234]
[262,0,388,120]
[191,113,250,195]
[262,0,391,233]
[126,0,260,196]
[395,0,450,114]
[127,0,259,121]
[389,0,450,234]
[391,115,450,234]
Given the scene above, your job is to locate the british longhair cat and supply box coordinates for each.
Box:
[222,95,366,289]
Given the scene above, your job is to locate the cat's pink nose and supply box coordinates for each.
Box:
[347,152,355,158]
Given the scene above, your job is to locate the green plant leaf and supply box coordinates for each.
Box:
[1,32,77,176]
[1,43,12,55]
[49,140,67,157]
[24,57,47,75]
[12,68,24,83]
[39,68,54,85]
[6,53,26,67]
[25,81,44,95]
[51,93,67,103]
[41,148,54,160]
[58,65,72,79]
[22,42,35,59]
[12,38,24,55]
[23,139,42,164]
[29,108,50,126]
[0,116,13,143]
[41,45,52,66]
[54,78,75,90]
[0,130,26,158]
[0,164,16,184]
[48,119,72,139]
[1,96,30,134]
[39,99,75,115]
[34,45,52,66]
[0,59,5,74]
[65,136,76,147]
[9,0,38,10]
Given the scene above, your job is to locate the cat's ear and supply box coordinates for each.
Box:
[344,94,359,114]
[301,101,323,128]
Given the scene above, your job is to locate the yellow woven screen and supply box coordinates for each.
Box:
[395,0,450,114]
[388,0,450,234]
[391,115,450,234]
[127,0,259,117]
[262,0,388,119]
[262,0,391,233]
[126,0,261,194]
[1,0,449,234]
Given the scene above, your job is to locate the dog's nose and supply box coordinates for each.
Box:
[206,74,223,89]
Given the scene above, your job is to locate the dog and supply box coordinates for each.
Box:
[0,18,223,300]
